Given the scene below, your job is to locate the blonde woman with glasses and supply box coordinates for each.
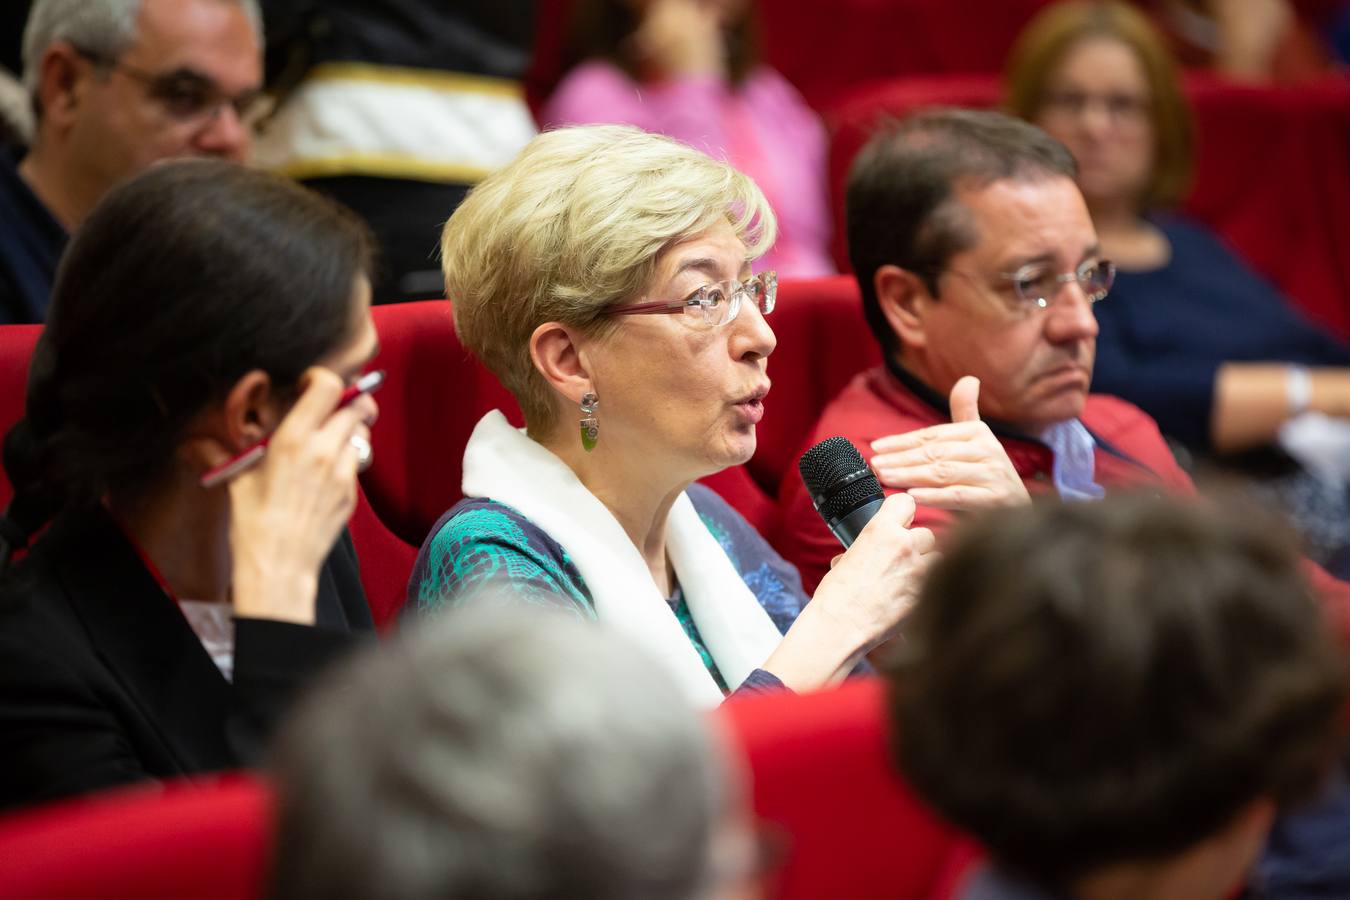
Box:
[407,125,937,705]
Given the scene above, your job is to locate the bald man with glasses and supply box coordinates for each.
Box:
[0,0,263,324]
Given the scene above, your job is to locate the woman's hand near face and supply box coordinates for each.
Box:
[870,376,1031,511]
[630,0,727,79]
[228,367,375,625]
[762,493,937,692]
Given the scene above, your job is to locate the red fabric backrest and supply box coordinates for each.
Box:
[759,0,1058,110]
[362,301,523,549]
[0,325,41,511]
[751,277,881,506]
[1180,76,1350,338]
[348,489,417,629]
[826,73,1350,339]
[717,678,977,900]
[0,776,272,900]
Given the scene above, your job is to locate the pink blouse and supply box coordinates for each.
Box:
[543,61,835,278]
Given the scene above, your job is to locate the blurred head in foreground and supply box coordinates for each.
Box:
[889,494,1346,900]
[270,605,761,900]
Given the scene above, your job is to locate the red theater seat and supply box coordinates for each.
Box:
[362,301,522,550]
[358,286,877,553]
[749,276,880,532]
[0,324,40,512]
[0,683,979,900]
[718,678,980,900]
[758,0,1058,110]
[827,72,1350,339]
[0,776,272,900]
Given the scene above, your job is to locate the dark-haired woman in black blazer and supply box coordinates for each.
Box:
[0,159,380,811]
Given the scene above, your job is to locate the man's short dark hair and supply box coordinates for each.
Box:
[845,108,1077,357]
[888,494,1346,891]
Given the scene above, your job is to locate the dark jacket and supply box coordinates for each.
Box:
[0,506,372,812]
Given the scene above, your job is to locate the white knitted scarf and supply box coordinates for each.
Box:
[460,411,783,706]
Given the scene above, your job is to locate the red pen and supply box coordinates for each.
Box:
[199,369,385,489]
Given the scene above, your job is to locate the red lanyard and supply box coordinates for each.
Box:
[110,515,181,607]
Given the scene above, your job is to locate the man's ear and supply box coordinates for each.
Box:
[529,321,594,409]
[875,264,934,351]
[34,42,94,131]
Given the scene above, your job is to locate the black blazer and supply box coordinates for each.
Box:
[0,506,373,812]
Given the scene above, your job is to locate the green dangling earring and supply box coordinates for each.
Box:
[579,392,600,452]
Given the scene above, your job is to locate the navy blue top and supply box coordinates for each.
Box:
[0,148,66,325]
[1091,215,1350,452]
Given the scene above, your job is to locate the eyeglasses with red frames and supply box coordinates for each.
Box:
[607,271,777,328]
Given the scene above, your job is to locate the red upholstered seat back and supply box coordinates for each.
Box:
[758,0,1058,110]
[362,301,523,549]
[827,73,1350,339]
[718,678,979,900]
[0,776,272,900]
[751,277,880,522]
[0,324,41,512]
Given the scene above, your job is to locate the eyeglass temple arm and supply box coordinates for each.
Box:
[609,300,692,316]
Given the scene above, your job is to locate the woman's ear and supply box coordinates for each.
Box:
[177,370,278,475]
[529,321,594,405]
[875,264,934,352]
[222,370,280,449]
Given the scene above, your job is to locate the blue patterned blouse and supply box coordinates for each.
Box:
[406,483,808,695]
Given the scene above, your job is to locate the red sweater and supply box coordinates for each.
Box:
[776,364,1350,634]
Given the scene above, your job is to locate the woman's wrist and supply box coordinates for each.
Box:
[1309,369,1350,420]
[231,558,318,625]
[761,600,868,692]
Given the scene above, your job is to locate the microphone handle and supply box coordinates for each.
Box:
[825,496,885,548]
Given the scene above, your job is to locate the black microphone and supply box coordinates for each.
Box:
[798,437,886,548]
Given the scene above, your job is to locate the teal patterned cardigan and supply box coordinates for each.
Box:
[405,484,808,695]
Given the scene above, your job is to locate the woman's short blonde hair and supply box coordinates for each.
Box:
[441,124,777,431]
[1005,0,1193,210]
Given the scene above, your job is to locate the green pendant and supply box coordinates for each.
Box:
[580,417,599,452]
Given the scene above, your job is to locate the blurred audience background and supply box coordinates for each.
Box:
[1,2,1349,898]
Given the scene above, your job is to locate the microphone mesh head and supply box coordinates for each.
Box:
[798,437,884,522]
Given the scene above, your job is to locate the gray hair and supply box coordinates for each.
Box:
[269,604,728,900]
[22,0,263,94]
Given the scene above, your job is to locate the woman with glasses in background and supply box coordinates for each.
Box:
[1007,0,1350,577]
[408,124,935,705]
